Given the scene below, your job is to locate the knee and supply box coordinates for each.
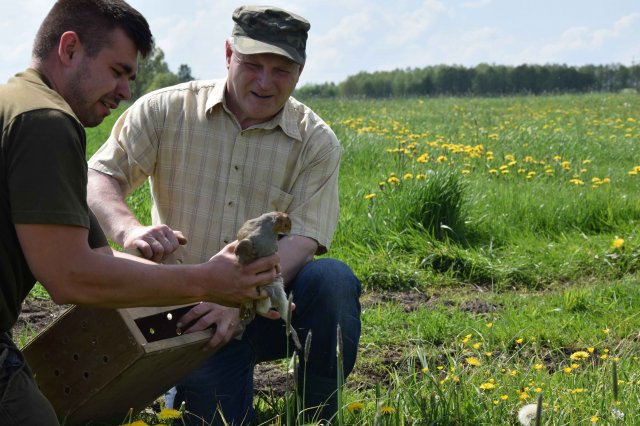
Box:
[291,259,362,330]
[296,258,362,302]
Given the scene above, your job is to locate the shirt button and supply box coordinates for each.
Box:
[234,165,239,170]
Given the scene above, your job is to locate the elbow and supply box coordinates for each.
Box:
[41,280,75,305]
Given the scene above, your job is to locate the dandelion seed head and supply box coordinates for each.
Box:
[611,407,625,420]
[517,403,538,426]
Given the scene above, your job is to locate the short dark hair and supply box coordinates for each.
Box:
[32,0,153,60]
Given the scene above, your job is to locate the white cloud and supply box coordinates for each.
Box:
[462,0,493,9]
[537,12,640,63]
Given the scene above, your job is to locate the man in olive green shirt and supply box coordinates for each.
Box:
[0,2,279,423]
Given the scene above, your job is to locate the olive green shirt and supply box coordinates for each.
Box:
[0,68,107,333]
[89,79,341,265]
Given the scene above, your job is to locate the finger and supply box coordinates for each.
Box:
[134,240,155,260]
[243,254,279,275]
[155,233,176,254]
[144,238,168,263]
[174,231,188,245]
[204,330,225,351]
[259,310,281,320]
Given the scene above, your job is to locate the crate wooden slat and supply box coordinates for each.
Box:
[22,304,214,425]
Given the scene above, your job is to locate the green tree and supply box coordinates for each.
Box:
[130,45,191,100]
[177,64,195,82]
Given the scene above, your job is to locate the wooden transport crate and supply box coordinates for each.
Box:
[22,304,214,425]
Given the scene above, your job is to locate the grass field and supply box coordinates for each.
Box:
[75,93,640,425]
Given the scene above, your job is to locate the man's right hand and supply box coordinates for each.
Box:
[123,225,187,263]
[201,241,280,307]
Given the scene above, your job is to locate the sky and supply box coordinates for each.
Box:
[1,0,639,87]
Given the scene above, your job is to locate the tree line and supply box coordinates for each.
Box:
[132,49,640,100]
[295,63,640,98]
[130,45,195,100]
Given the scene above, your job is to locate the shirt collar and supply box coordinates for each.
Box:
[206,78,302,142]
[19,68,79,120]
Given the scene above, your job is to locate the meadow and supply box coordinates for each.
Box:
[58,93,640,424]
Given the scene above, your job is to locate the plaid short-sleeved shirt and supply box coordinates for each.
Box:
[89,79,341,264]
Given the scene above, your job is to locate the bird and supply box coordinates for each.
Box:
[234,211,300,349]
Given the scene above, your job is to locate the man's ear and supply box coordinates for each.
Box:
[58,31,81,66]
[225,39,233,69]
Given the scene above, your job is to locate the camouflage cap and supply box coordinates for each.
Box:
[231,5,310,65]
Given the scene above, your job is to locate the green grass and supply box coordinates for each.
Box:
[28,93,640,425]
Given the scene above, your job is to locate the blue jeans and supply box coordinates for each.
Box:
[0,332,59,425]
[171,258,362,425]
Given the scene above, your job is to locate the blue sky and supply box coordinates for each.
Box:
[1,0,638,86]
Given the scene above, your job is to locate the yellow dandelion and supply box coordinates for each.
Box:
[156,408,181,421]
[347,401,365,414]
[421,367,429,373]
[122,421,149,426]
[500,394,508,400]
[473,342,482,349]
[462,334,472,344]
[486,322,493,328]
[515,338,524,345]
[591,416,599,423]
[603,328,610,335]
[403,173,413,180]
[466,357,481,366]
[534,363,544,370]
[387,176,401,185]
[612,238,624,249]
[364,193,376,200]
[416,153,429,163]
[379,405,396,415]
[587,347,595,353]
[570,351,590,361]
[485,351,493,357]
[563,367,573,373]
[479,382,496,390]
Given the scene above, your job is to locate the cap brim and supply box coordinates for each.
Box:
[233,36,303,64]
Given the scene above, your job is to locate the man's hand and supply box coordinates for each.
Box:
[176,303,240,350]
[176,302,281,351]
[198,241,280,307]
[123,224,187,262]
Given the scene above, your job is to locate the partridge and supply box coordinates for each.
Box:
[235,211,300,348]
